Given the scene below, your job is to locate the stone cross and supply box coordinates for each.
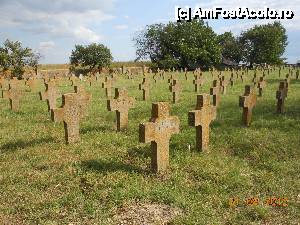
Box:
[210,80,221,107]
[188,94,216,152]
[193,74,204,92]
[285,74,290,85]
[102,76,113,98]
[0,77,9,90]
[74,84,91,117]
[184,70,188,80]
[139,77,150,101]
[257,77,266,97]
[25,77,39,92]
[69,75,80,86]
[40,80,61,111]
[219,76,228,94]
[139,102,180,173]
[169,79,181,103]
[239,85,257,126]
[51,93,87,144]
[2,83,22,111]
[276,81,288,113]
[229,73,235,87]
[107,88,135,131]
[168,74,176,84]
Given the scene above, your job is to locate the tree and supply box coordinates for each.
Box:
[134,20,221,69]
[217,32,243,64]
[240,22,287,66]
[0,39,40,78]
[70,43,113,72]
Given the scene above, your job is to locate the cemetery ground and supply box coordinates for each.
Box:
[0,70,299,224]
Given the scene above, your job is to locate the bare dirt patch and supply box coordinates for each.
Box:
[111,202,183,225]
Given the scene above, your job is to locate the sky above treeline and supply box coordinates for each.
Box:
[0,0,299,64]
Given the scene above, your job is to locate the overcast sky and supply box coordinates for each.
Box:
[0,0,299,64]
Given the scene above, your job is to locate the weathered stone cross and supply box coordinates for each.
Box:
[239,85,257,126]
[25,77,39,92]
[74,84,91,117]
[257,77,266,97]
[139,102,180,173]
[139,77,150,101]
[2,81,23,111]
[107,88,135,131]
[40,80,61,111]
[210,80,221,107]
[51,93,87,144]
[219,76,228,94]
[102,76,113,98]
[276,81,288,113]
[193,74,204,92]
[188,94,216,152]
[169,79,181,103]
[69,75,80,86]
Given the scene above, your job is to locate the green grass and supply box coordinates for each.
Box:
[0,69,299,224]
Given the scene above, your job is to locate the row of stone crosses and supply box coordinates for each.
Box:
[0,65,296,173]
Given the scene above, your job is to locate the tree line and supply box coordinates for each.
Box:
[0,20,288,77]
[134,20,287,69]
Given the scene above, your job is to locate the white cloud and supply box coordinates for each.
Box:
[124,15,129,19]
[196,0,300,33]
[0,0,115,42]
[38,41,55,52]
[114,24,128,30]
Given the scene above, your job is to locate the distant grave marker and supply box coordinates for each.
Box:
[188,94,216,152]
[210,80,221,107]
[169,79,181,103]
[257,77,266,97]
[193,74,204,92]
[239,85,257,126]
[107,88,135,131]
[276,81,288,113]
[102,76,113,98]
[139,77,150,101]
[40,80,61,111]
[2,81,23,111]
[219,76,228,94]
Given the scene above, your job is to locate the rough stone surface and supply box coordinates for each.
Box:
[39,80,61,111]
[193,74,204,92]
[169,79,181,103]
[188,94,216,152]
[276,81,288,113]
[139,102,180,173]
[102,76,113,98]
[239,85,257,126]
[139,77,150,101]
[51,93,88,144]
[107,88,135,131]
[2,81,22,111]
[210,80,221,107]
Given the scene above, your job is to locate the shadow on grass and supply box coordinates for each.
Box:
[0,137,55,153]
[81,159,145,174]
[80,124,114,134]
[127,145,151,159]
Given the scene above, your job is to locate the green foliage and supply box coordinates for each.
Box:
[0,39,40,78]
[134,20,221,69]
[240,22,287,65]
[70,43,113,72]
[217,32,243,64]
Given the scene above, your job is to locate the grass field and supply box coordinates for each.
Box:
[0,69,299,224]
